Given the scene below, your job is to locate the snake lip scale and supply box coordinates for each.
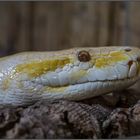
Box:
[0,46,140,106]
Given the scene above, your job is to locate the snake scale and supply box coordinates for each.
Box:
[0,46,140,106]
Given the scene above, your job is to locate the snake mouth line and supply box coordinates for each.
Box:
[48,75,139,88]
[74,77,138,85]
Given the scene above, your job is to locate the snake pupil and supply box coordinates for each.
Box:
[124,48,131,52]
[78,50,91,62]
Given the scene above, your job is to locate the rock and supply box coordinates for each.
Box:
[0,89,140,138]
[0,100,110,139]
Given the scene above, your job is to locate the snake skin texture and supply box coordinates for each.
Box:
[0,46,139,105]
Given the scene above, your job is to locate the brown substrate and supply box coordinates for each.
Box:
[0,88,140,138]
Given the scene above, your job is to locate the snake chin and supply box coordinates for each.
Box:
[58,76,139,101]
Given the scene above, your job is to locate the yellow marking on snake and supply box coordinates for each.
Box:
[45,86,67,93]
[70,70,87,81]
[95,51,128,68]
[14,57,70,77]
[2,78,10,90]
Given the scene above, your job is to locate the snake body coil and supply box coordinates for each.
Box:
[0,46,140,106]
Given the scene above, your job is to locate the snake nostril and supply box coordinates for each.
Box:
[137,57,140,62]
[128,60,133,68]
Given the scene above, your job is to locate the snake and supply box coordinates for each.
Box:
[0,46,140,106]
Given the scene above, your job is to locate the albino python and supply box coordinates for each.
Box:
[0,46,140,106]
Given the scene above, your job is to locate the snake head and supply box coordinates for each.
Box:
[15,46,140,88]
[1,46,140,106]
[46,46,140,99]
[5,46,140,102]
[60,46,140,84]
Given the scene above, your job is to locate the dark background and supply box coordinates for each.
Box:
[0,1,139,56]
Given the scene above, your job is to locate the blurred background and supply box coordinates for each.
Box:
[0,1,139,56]
[0,1,140,90]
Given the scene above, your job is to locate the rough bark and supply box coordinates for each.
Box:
[0,89,140,139]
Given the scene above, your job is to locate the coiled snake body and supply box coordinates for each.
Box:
[0,46,140,106]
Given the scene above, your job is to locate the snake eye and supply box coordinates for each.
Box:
[124,48,132,52]
[78,50,91,62]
